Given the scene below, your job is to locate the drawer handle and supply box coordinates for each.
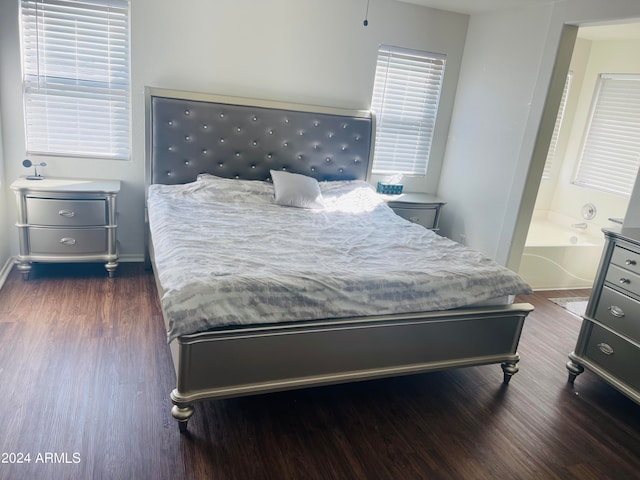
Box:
[619,278,631,285]
[626,259,637,266]
[59,237,76,246]
[597,343,614,355]
[58,209,75,218]
[608,305,625,318]
[409,216,419,223]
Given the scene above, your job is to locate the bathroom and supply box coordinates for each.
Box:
[519,24,638,290]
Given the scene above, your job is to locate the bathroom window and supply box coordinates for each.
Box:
[542,71,572,180]
[20,0,131,160]
[370,45,446,176]
[574,74,640,196]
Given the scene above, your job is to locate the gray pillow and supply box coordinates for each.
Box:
[270,170,325,209]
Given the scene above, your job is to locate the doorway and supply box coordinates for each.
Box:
[518,22,640,290]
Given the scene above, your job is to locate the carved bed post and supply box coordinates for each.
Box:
[171,404,195,433]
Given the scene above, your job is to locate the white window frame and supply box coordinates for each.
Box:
[20,0,131,160]
[573,73,640,197]
[542,71,572,180]
[370,45,446,177]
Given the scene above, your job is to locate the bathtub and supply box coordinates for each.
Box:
[518,216,605,290]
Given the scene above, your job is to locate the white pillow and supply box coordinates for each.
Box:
[270,170,325,209]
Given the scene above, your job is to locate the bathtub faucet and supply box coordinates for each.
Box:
[572,222,588,229]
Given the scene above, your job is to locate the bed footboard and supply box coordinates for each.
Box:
[168,304,533,432]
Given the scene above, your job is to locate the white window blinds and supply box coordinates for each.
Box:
[21,0,130,160]
[574,74,640,197]
[370,45,446,176]
[542,71,572,180]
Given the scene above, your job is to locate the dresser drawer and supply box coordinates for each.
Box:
[594,286,640,343]
[391,207,437,229]
[605,264,640,297]
[585,324,640,391]
[611,245,640,276]
[28,228,107,255]
[26,198,106,227]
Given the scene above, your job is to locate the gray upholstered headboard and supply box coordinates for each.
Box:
[145,87,375,186]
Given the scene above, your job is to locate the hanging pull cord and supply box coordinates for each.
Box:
[364,0,370,26]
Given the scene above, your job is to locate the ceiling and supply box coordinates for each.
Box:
[578,22,640,40]
[397,0,640,40]
[396,0,557,15]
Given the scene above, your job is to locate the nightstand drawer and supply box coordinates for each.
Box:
[605,264,640,297]
[594,286,640,343]
[391,207,437,229]
[611,245,640,276]
[28,227,107,255]
[585,324,640,391]
[26,198,106,227]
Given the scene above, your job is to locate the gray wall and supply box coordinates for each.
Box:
[0,24,9,279]
[437,0,640,270]
[0,99,8,279]
[0,0,468,262]
[4,0,640,275]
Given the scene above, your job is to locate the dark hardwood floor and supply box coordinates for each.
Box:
[0,263,639,479]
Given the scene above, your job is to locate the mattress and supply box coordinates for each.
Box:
[148,175,532,342]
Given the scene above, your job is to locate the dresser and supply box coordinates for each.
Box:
[10,177,121,280]
[382,193,446,231]
[567,227,640,404]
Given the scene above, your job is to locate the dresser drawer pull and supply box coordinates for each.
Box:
[59,237,77,246]
[597,343,614,355]
[58,209,75,218]
[619,278,631,285]
[409,216,419,223]
[608,305,625,318]
[626,259,637,266]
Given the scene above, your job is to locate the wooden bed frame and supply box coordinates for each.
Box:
[144,87,534,432]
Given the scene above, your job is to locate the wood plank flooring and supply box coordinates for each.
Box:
[0,263,639,479]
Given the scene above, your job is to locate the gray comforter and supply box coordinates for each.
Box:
[148,175,531,342]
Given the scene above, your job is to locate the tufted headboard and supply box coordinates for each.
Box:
[145,87,375,187]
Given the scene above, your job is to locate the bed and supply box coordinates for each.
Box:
[144,87,534,432]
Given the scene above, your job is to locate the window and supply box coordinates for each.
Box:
[20,0,130,160]
[370,45,446,176]
[574,74,640,197]
[542,71,572,180]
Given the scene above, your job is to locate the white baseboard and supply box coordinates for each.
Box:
[0,254,145,291]
[0,257,15,291]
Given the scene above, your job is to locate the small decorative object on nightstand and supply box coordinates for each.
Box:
[22,159,47,180]
[567,227,640,405]
[10,177,121,280]
[376,181,403,195]
[382,192,446,230]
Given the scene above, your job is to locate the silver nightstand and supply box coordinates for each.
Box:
[10,177,121,279]
[382,192,445,230]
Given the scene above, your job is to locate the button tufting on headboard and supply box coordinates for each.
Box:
[147,89,374,185]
